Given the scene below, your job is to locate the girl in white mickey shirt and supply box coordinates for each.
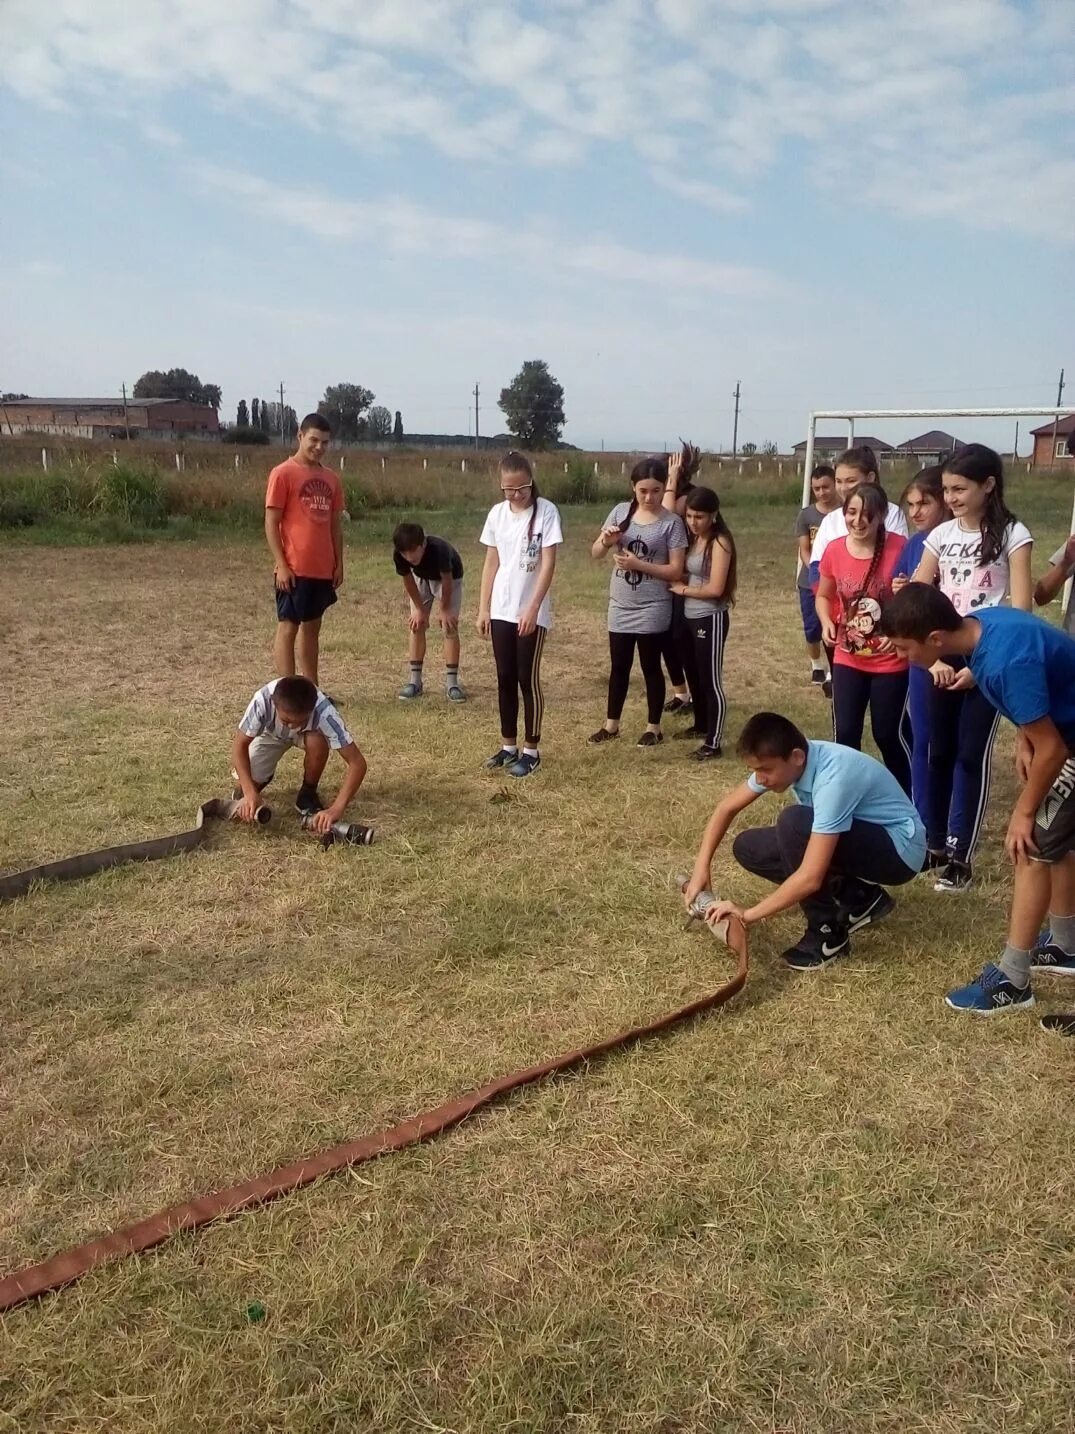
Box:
[912,444,1033,890]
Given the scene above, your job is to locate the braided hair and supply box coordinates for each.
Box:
[499,450,540,542]
[619,439,701,533]
[942,444,1015,567]
[844,482,890,606]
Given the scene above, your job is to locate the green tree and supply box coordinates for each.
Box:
[367,404,392,440]
[761,440,778,456]
[319,383,375,442]
[393,410,404,443]
[259,398,272,433]
[236,399,249,428]
[498,360,565,449]
[741,441,758,457]
[132,368,221,408]
[250,398,260,428]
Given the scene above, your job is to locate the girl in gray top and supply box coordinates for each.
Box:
[668,486,737,760]
[589,465,688,747]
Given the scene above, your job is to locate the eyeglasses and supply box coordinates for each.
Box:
[501,483,533,496]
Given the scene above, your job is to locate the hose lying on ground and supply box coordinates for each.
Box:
[0,840,746,1313]
[0,798,270,903]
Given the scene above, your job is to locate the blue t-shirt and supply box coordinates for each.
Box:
[968,607,1075,748]
[747,740,926,870]
[892,530,928,580]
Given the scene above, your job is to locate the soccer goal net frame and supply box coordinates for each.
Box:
[798,406,1075,601]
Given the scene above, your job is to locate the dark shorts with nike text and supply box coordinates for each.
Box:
[1032,752,1075,863]
[275,577,337,624]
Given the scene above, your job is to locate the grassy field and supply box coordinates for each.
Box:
[2,475,1074,1433]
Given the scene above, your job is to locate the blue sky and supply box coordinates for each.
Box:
[1,0,1072,452]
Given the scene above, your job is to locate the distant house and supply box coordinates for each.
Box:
[1030,416,1075,468]
[0,396,220,439]
[791,435,895,463]
[896,430,964,465]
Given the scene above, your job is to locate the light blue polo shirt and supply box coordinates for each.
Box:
[748,740,926,871]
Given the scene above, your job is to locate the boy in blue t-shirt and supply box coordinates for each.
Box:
[683,711,925,970]
[883,583,1075,1030]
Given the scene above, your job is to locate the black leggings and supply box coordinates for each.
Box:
[490,619,547,745]
[660,594,700,703]
[608,630,666,725]
[689,609,730,749]
[830,663,912,795]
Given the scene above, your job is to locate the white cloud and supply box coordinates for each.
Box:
[0,0,1071,240]
[191,163,785,297]
[652,171,750,215]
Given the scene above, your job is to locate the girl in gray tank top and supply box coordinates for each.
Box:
[589,465,688,747]
[668,486,737,760]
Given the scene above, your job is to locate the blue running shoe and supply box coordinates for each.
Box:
[945,963,1035,1016]
[484,748,518,770]
[1030,941,1075,976]
[507,752,541,778]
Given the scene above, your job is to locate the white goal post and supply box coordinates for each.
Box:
[798,407,1075,604]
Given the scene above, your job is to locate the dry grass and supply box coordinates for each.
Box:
[2,491,1075,1434]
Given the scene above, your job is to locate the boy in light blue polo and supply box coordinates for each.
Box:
[683,711,925,969]
[883,585,1075,1027]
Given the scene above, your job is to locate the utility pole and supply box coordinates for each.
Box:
[732,381,741,457]
[121,382,130,440]
[1013,421,1019,459]
[473,382,480,449]
[1051,367,1066,465]
[278,381,286,442]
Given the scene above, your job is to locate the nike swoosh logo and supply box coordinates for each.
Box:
[821,939,846,957]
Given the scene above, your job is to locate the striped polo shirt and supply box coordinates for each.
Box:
[239,680,353,749]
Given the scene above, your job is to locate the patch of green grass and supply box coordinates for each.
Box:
[1,492,1074,1433]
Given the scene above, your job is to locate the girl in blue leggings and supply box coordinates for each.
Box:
[891,466,947,836]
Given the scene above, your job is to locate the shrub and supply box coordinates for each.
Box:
[222,426,271,445]
[93,465,168,527]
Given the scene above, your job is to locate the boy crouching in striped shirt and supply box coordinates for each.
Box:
[232,675,367,834]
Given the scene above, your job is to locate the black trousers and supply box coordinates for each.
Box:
[490,619,546,744]
[660,594,700,705]
[689,608,730,749]
[732,804,918,927]
[608,630,666,725]
[830,664,912,796]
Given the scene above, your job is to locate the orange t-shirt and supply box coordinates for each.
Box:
[265,460,343,580]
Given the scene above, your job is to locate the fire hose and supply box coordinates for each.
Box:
[0,826,746,1313]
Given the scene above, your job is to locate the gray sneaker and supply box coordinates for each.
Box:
[398,681,424,701]
[446,684,467,703]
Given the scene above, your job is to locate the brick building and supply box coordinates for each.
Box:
[1030,416,1075,468]
[0,397,220,439]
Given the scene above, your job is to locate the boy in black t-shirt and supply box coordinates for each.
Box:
[393,522,466,702]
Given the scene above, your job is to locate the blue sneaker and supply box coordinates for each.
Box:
[484,748,518,770]
[1030,941,1075,976]
[507,752,541,778]
[945,963,1035,1016]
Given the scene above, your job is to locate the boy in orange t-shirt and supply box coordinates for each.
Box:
[265,412,344,687]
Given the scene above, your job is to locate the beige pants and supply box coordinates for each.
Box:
[234,732,305,788]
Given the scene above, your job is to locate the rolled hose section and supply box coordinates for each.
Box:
[0,882,746,1314]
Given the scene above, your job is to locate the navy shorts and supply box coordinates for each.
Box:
[798,587,822,644]
[275,577,337,624]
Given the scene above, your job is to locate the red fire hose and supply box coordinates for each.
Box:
[0,813,747,1315]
